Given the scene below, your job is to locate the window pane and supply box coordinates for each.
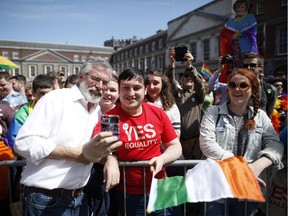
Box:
[2,51,8,58]
[278,26,287,54]
[190,42,197,62]
[257,0,264,15]
[203,39,210,61]
[13,52,19,59]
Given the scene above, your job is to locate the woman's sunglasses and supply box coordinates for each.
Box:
[228,81,251,91]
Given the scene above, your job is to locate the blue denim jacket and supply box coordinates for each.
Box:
[200,103,284,169]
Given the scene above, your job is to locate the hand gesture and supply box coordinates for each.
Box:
[82,131,122,162]
[218,56,224,72]
[185,51,194,68]
[149,155,164,176]
[169,48,176,68]
[103,155,120,191]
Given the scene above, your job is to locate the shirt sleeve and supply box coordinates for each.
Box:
[199,106,234,160]
[257,110,284,169]
[161,109,178,144]
[14,94,61,165]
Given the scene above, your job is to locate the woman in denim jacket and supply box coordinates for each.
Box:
[199,68,284,216]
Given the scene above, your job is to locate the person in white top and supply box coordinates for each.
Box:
[13,57,123,216]
[85,70,120,216]
[145,68,181,136]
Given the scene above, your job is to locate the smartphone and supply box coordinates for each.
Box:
[101,115,120,138]
[174,46,188,61]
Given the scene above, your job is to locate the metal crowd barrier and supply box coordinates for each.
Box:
[0,159,271,216]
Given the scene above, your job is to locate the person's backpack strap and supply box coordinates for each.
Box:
[216,106,221,126]
[263,82,276,102]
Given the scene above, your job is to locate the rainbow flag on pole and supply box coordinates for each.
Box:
[147,156,265,213]
[201,63,213,79]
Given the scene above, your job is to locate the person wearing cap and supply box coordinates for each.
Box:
[168,48,205,161]
[167,47,204,215]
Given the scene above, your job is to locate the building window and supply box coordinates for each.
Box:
[256,0,264,15]
[60,66,67,75]
[12,52,19,59]
[29,65,37,77]
[74,55,79,62]
[190,42,197,62]
[282,0,287,6]
[74,67,80,74]
[145,44,150,53]
[2,51,8,58]
[152,41,156,51]
[203,39,210,61]
[140,59,144,70]
[125,51,128,58]
[129,50,133,57]
[157,56,163,68]
[159,38,163,49]
[277,25,287,55]
[140,46,143,54]
[13,68,20,76]
[82,55,87,62]
[134,60,139,68]
[45,66,52,74]
[146,57,151,68]
[134,48,138,56]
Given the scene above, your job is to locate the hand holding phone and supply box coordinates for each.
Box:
[174,46,188,61]
[101,115,120,138]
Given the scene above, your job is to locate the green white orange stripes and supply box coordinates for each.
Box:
[147,156,265,213]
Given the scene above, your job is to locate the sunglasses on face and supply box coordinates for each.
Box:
[243,63,259,69]
[228,81,251,91]
[274,84,283,88]
[183,74,191,78]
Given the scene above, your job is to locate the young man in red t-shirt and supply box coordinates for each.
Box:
[93,68,182,216]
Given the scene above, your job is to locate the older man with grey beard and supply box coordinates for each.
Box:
[14,57,122,216]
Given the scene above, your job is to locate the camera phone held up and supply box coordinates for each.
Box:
[221,54,234,64]
[174,46,188,61]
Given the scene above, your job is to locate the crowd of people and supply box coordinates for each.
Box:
[0,1,286,216]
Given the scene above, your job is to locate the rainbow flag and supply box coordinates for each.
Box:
[201,63,213,79]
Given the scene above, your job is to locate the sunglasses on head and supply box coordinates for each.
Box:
[228,81,251,90]
[243,63,258,68]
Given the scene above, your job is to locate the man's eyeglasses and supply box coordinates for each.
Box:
[183,73,191,78]
[228,81,251,91]
[85,73,109,86]
[243,63,259,69]
[274,84,283,88]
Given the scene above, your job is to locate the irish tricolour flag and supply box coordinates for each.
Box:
[147,156,265,212]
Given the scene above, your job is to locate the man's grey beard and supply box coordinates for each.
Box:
[79,81,101,104]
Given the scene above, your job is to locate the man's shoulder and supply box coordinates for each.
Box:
[262,82,277,99]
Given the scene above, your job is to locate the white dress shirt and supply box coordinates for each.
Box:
[14,85,100,190]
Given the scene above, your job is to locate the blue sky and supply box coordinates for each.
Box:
[0,0,214,47]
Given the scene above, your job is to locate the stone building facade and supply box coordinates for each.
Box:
[0,40,114,82]
[109,30,167,73]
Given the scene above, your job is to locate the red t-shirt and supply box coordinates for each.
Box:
[93,102,177,194]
